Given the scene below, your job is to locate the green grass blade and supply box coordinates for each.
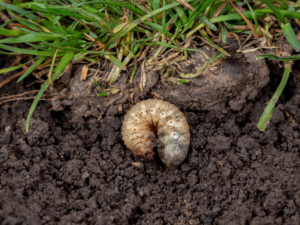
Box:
[78,1,98,14]
[123,35,160,44]
[97,93,108,97]
[257,61,292,131]
[262,0,286,23]
[186,20,205,37]
[0,51,19,55]
[0,34,60,44]
[183,0,215,34]
[171,0,188,25]
[256,54,300,61]
[14,18,44,32]
[151,0,160,22]
[224,21,237,29]
[278,3,288,10]
[48,50,59,83]
[244,0,258,29]
[42,41,89,52]
[199,13,217,31]
[210,8,300,24]
[28,4,92,21]
[83,21,117,38]
[93,78,105,90]
[210,11,266,23]
[109,0,194,43]
[253,9,300,19]
[168,8,182,30]
[18,57,46,82]
[0,2,31,9]
[221,26,227,43]
[0,28,27,36]
[199,0,217,16]
[0,1,38,21]
[287,4,295,12]
[199,29,229,56]
[220,2,229,15]
[142,41,205,52]
[143,21,172,35]
[26,51,75,132]
[281,23,300,51]
[0,43,66,56]
[179,53,226,78]
[208,1,222,18]
[0,58,36,74]
[162,0,166,28]
[106,55,125,69]
[79,1,146,16]
[45,40,87,46]
[51,15,68,36]
[184,0,203,27]
[0,9,38,31]
[132,0,150,14]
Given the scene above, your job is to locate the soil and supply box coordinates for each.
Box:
[1,41,300,225]
[51,44,270,123]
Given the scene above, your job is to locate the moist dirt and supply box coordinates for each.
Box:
[50,45,270,123]
[1,49,300,225]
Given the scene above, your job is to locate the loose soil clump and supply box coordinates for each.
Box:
[50,46,270,125]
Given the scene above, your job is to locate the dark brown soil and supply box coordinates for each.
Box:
[1,49,300,225]
[50,46,270,125]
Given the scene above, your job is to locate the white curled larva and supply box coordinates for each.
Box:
[121,99,190,167]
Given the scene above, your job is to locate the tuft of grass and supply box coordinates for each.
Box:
[0,0,299,132]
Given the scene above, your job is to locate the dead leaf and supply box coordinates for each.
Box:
[0,10,10,23]
[176,0,195,12]
[205,26,215,37]
[136,46,151,64]
[139,60,147,92]
[183,35,196,49]
[228,0,258,38]
[105,9,110,22]
[240,46,278,53]
[237,38,264,52]
[0,70,27,89]
[118,105,123,114]
[84,33,106,50]
[147,52,180,65]
[270,28,283,34]
[229,32,241,49]
[80,65,89,81]
[211,0,229,18]
[259,36,267,48]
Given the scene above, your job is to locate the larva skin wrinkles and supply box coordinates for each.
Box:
[121,99,190,167]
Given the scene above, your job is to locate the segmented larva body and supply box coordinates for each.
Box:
[121,99,190,167]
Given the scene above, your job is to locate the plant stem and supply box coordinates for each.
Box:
[257,61,292,131]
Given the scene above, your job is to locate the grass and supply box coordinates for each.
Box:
[0,0,299,132]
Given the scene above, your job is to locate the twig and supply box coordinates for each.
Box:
[0,90,39,101]
[211,0,229,18]
[0,70,27,88]
[4,55,27,75]
[228,0,258,38]
[0,96,50,106]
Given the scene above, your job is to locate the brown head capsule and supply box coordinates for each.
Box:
[121,99,190,167]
